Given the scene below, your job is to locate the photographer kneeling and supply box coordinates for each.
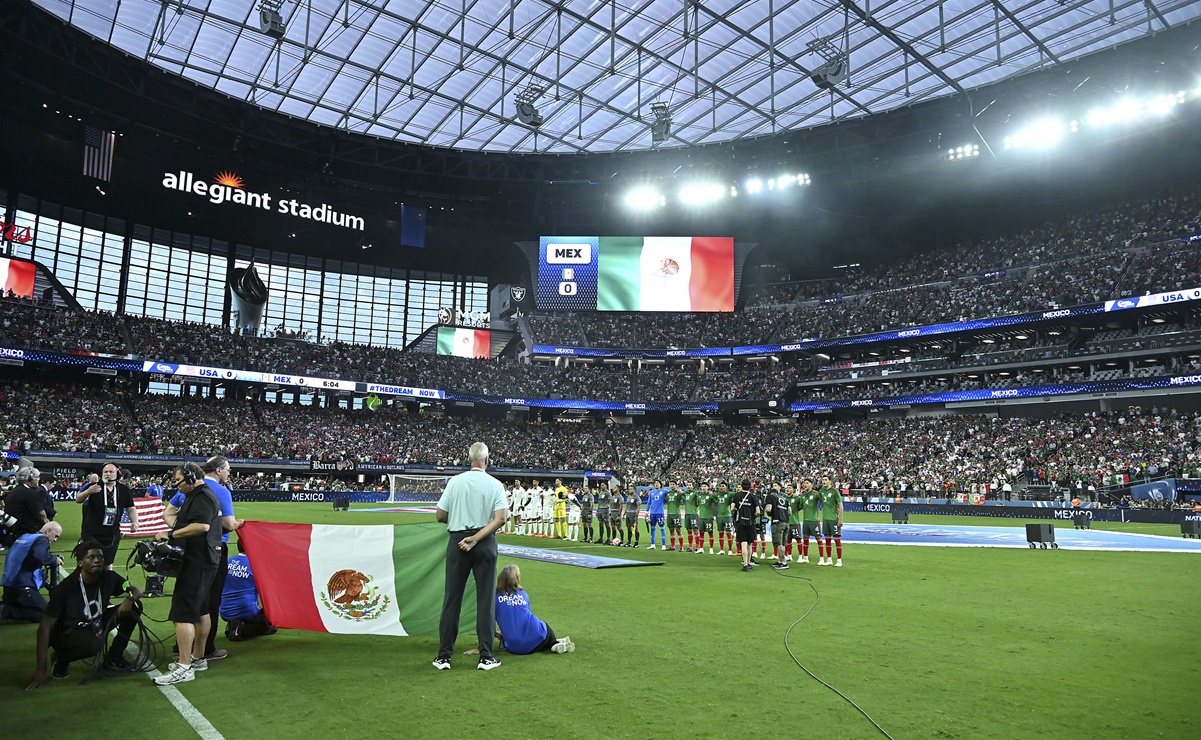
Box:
[26,539,143,689]
[152,462,222,686]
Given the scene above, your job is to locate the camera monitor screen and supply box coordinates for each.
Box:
[537,236,734,312]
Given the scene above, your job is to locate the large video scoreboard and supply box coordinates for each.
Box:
[536,236,734,312]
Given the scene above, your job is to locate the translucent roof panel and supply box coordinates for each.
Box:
[33,0,1201,154]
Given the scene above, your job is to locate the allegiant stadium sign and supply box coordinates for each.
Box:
[162,170,366,231]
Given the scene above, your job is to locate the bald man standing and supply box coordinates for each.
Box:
[433,442,508,671]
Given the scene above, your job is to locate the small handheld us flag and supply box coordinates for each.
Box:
[83,125,115,182]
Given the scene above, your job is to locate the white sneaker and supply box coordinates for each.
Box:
[646,544,656,550]
[708,548,714,555]
[717,549,725,555]
[696,549,703,555]
[818,558,829,566]
[552,636,576,654]
[835,559,843,567]
[800,556,809,564]
[785,555,793,562]
[167,658,207,673]
[153,664,195,685]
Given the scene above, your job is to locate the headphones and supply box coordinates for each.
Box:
[179,464,200,486]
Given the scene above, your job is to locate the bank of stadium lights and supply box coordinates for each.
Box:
[1001,90,1191,152]
[624,187,665,211]
[1003,118,1071,150]
[745,173,810,194]
[946,144,980,161]
[679,183,727,206]
[1086,92,1185,126]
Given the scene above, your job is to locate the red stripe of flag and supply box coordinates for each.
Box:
[239,521,327,632]
[688,236,735,311]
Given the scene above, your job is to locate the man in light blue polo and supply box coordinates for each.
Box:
[434,442,508,671]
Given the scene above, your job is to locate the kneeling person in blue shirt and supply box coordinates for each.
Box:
[494,565,575,656]
[220,541,276,642]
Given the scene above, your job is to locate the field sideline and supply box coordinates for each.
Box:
[3,503,1199,739]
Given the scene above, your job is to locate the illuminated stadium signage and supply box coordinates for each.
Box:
[536,236,734,312]
[161,171,367,232]
[1104,288,1201,311]
[790,373,1201,412]
[1,220,32,244]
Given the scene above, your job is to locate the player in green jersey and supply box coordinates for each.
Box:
[665,481,684,551]
[799,479,820,564]
[714,481,735,555]
[683,485,700,552]
[785,483,802,562]
[818,476,844,567]
[693,482,716,554]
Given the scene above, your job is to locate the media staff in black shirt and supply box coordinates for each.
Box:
[76,463,138,567]
[731,480,761,572]
[26,539,143,689]
[152,462,222,686]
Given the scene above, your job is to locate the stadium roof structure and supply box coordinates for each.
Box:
[31,0,1201,156]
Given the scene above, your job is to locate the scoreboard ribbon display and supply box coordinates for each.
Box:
[537,236,734,312]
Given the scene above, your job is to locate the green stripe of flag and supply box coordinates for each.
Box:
[596,236,644,311]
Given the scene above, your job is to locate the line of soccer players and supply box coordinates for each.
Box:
[501,475,846,567]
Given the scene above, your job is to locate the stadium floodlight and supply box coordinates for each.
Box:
[1086,92,1185,127]
[259,1,286,39]
[650,102,671,146]
[1003,119,1065,150]
[946,144,980,161]
[679,183,725,205]
[624,187,664,210]
[514,85,544,127]
[745,178,763,194]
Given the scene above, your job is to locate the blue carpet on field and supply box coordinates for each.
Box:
[497,544,664,569]
[843,523,1201,553]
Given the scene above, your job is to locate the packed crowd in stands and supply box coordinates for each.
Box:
[670,406,1199,493]
[0,299,128,355]
[0,185,1196,409]
[3,380,1195,496]
[0,380,145,453]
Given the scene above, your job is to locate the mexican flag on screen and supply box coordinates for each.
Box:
[436,325,490,358]
[238,521,474,637]
[597,236,734,312]
[0,258,36,300]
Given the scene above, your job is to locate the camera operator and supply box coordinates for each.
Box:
[766,482,791,569]
[26,538,143,689]
[731,479,761,572]
[1,521,63,622]
[4,467,50,543]
[164,456,243,662]
[152,462,222,686]
[76,463,138,568]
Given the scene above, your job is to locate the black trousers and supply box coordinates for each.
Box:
[437,530,497,661]
[53,604,139,665]
[205,542,229,655]
[1,586,48,622]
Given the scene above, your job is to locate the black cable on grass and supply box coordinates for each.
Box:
[773,568,895,740]
[83,606,171,684]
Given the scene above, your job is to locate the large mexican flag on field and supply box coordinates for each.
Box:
[436,325,490,358]
[238,521,473,637]
[597,236,734,312]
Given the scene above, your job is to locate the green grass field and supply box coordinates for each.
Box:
[4,504,1199,739]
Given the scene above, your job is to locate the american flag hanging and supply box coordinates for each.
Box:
[83,125,115,181]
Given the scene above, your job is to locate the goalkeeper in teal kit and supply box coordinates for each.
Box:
[644,480,667,550]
